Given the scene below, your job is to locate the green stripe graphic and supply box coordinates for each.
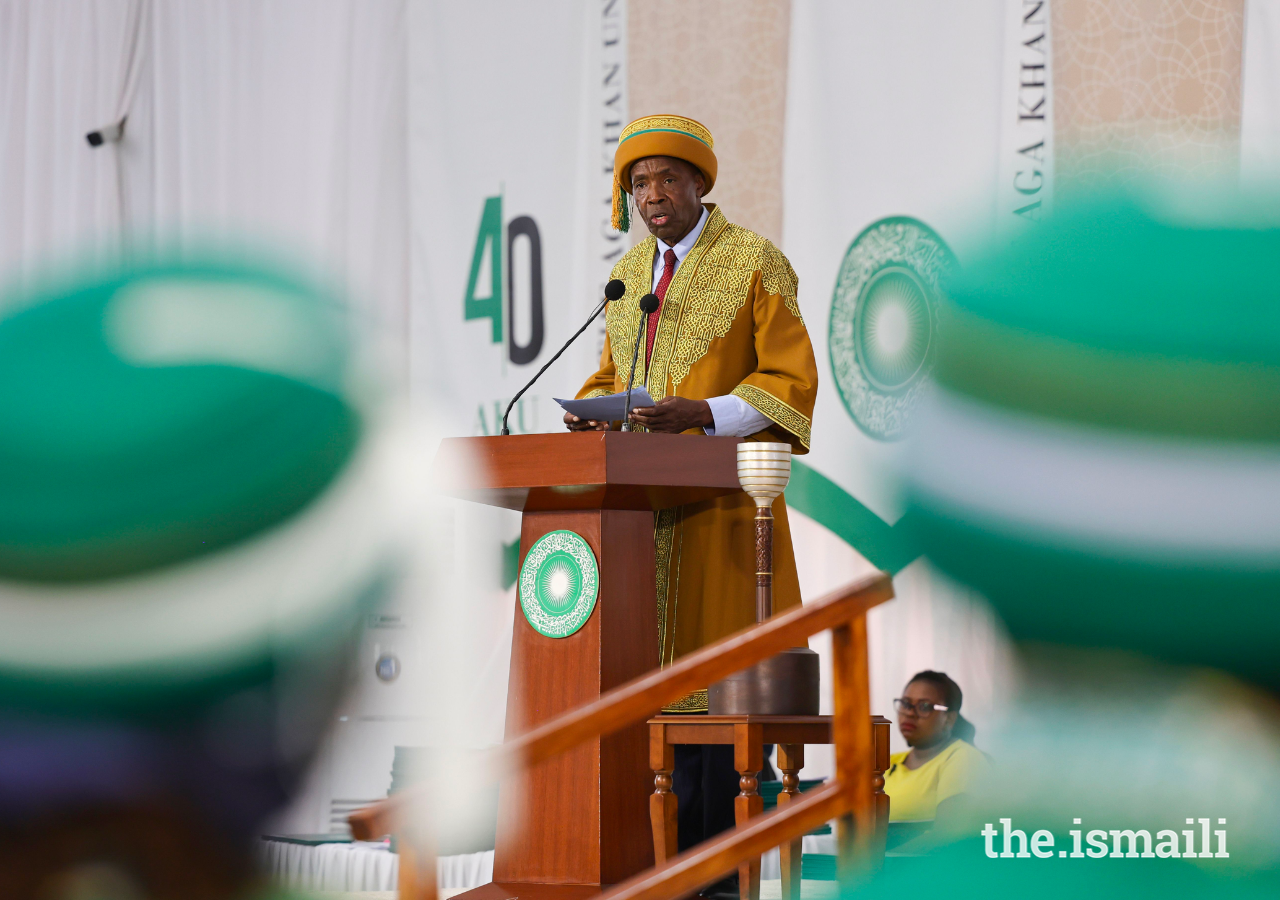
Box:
[786,460,920,574]
[498,464,918,586]
[503,538,520,590]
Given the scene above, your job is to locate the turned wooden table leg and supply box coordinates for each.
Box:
[734,723,764,900]
[872,715,891,867]
[649,722,678,865]
[776,743,805,900]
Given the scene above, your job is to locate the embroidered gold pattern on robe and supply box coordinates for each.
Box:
[654,506,678,666]
[663,688,709,713]
[575,205,819,702]
[761,245,805,326]
[732,384,813,449]
[602,235,659,392]
[620,115,715,147]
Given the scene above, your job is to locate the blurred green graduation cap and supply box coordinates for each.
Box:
[903,189,1280,691]
[0,257,397,719]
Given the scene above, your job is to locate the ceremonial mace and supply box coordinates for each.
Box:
[708,442,820,715]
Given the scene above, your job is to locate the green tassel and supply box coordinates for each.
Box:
[611,173,630,233]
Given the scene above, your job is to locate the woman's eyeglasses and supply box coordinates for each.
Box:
[893,698,951,717]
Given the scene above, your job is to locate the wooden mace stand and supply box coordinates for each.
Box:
[435,433,744,900]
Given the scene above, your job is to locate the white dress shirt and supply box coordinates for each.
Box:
[652,204,710,287]
[650,206,772,438]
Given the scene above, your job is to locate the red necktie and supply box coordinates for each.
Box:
[646,248,677,366]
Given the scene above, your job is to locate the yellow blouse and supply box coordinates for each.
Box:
[883,739,985,821]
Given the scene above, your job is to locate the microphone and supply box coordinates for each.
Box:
[621,293,660,432]
[500,279,625,435]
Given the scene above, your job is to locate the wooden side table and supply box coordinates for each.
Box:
[646,715,891,900]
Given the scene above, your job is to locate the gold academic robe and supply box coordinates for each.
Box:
[576,204,819,711]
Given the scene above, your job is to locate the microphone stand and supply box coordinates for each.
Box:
[499,295,608,436]
[621,311,644,432]
[622,294,659,432]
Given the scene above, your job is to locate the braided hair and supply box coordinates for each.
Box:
[907,670,976,746]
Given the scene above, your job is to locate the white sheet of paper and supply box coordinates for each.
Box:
[555,388,655,422]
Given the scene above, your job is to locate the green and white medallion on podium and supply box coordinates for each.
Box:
[519,530,599,638]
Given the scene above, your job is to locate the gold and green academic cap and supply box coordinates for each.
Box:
[612,114,717,233]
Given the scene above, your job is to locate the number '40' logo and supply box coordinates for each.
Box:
[464,195,545,365]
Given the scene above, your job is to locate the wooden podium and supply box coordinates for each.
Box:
[435,432,744,899]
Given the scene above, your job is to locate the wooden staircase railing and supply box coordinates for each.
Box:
[350,571,894,900]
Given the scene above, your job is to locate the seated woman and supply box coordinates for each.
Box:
[883,670,984,836]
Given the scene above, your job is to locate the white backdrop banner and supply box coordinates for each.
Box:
[1243,0,1280,183]
[408,0,626,438]
[782,0,1051,762]
[999,0,1054,236]
[400,0,628,778]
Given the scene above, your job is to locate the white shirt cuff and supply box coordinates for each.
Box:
[703,394,774,437]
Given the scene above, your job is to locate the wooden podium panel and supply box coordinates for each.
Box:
[436,434,742,895]
[495,509,654,884]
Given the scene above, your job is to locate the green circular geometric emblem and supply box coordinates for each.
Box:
[829,216,956,441]
[518,530,599,638]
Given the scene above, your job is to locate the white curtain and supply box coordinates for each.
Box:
[0,0,409,346]
[127,0,409,342]
[260,841,496,893]
[0,0,412,838]
[0,0,138,284]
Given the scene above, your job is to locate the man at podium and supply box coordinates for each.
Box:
[564,114,819,858]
